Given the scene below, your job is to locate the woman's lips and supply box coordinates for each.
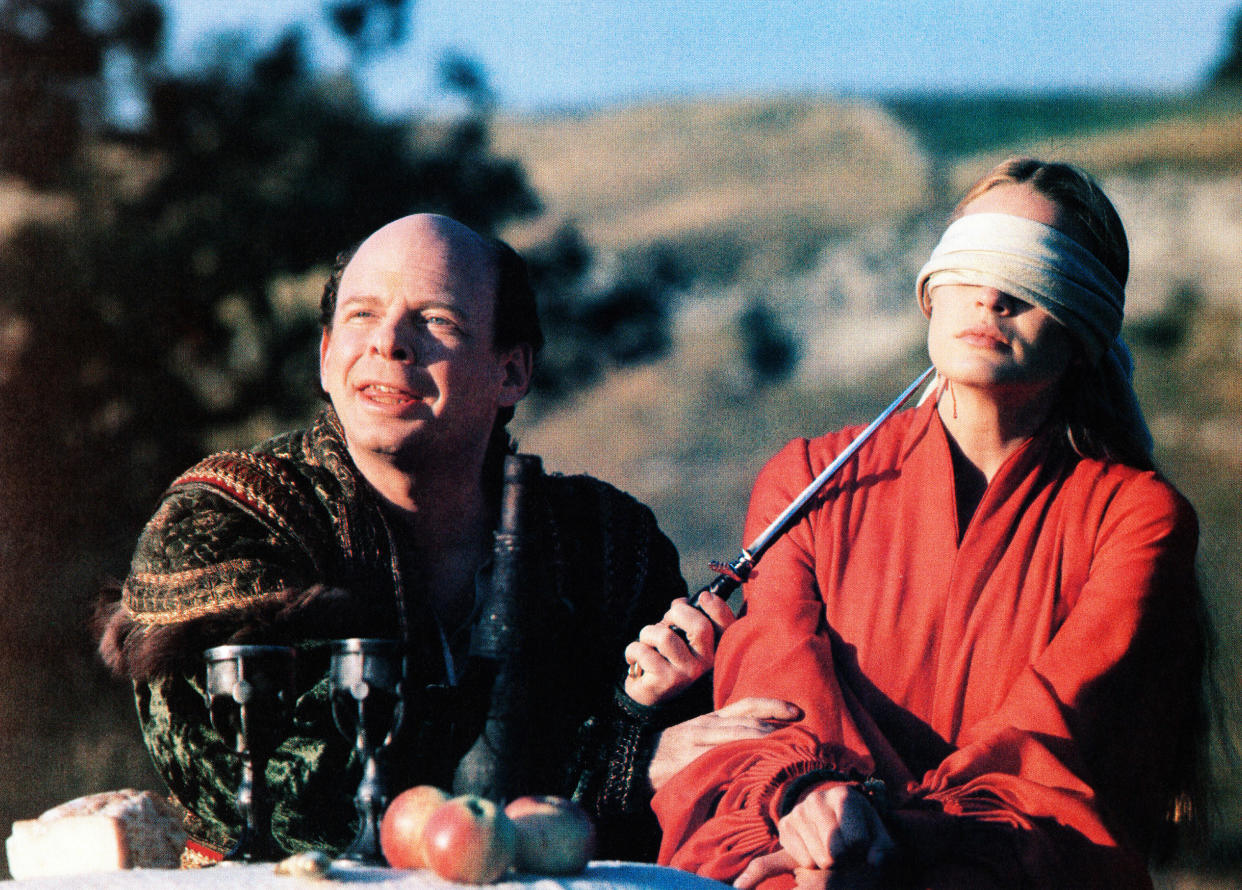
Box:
[957,325,1010,350]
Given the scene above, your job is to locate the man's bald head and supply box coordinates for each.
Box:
[319,213,542,358]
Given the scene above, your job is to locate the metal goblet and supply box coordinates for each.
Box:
[329,638,405,866]
[204,643,297,862]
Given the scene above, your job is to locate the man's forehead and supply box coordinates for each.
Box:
[341,214,496,298]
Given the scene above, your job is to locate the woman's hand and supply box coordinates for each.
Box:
[734,850,886,889]
[647,697,802,792]
[733,786,893,888]
[777,784,894,871]
[623,591,735,706]
[733,849,799,889]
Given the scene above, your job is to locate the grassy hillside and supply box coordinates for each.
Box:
[492,95,933,279]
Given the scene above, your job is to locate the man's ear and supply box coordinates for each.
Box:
[319,327,331,392]
[497,342,533,407]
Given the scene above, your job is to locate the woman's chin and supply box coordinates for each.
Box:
[934,354,1010,386]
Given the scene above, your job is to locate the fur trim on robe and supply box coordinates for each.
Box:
[96,584,355,682]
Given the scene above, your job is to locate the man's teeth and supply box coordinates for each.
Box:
[365,384,412,401]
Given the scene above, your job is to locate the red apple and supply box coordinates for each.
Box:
[503,795,597,875]
[420,795,516,884]
[379,785,450,869]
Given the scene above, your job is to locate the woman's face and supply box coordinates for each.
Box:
[925,182,1076,394]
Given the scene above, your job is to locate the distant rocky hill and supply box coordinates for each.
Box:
[492,96,933,279]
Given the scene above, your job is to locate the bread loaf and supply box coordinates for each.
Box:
[5,789,186,879]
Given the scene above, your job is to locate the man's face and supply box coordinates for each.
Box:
[319,215,531,472]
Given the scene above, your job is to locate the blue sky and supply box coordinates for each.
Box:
[164,1,1242,114]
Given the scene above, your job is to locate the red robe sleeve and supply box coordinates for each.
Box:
[653,429,1201,890]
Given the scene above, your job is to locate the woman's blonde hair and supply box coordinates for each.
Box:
[957,157,1152,470]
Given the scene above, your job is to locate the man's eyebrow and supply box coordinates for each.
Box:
[337,293,382,309]
[414,298,474,322]
[336,293,474,322]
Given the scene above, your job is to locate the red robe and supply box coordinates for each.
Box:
[654,401,1201,889]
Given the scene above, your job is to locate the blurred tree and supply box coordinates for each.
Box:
[0,0,159,185]
[737,297,799,384]
[327,0,407,56]
[1129,283,1201,352]
[524,225,679,399]
[1207,5,1242,88]
[0,0,181,671]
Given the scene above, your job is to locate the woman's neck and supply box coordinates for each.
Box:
[936,378,1057,482]
[936,379,1058,535]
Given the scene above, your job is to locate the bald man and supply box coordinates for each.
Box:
[98,215,794,865]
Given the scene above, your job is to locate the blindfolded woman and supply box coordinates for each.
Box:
[654,158,1206,890]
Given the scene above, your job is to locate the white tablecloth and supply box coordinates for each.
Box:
[2,861,730,889]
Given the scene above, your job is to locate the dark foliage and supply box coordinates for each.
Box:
[737,298,799,384]
[328,0,407,54]
[1208,6,1242,88]
[524,226,677,399]
[1129,284,1201,352]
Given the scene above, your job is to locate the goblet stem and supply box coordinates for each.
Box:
[337,748,387,864]
[204,644,296,864]
[225,753,275,862]
[329,638,404,867]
